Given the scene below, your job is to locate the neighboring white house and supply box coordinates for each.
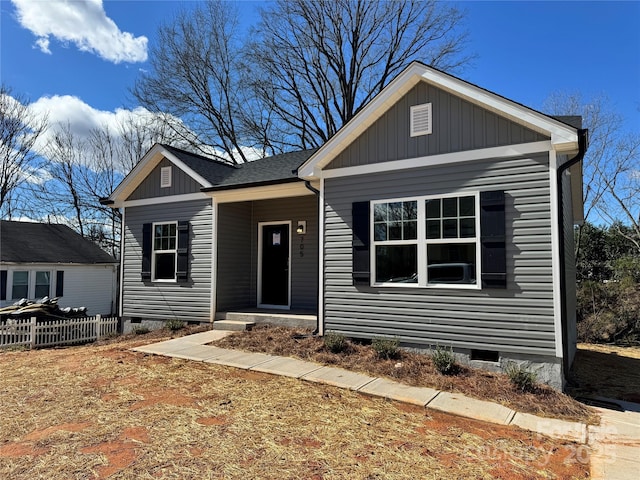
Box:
[0,220,118,315]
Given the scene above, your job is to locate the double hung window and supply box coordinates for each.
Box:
[12,271,29,299]
[153,222,177,281]
[372,193,479,288]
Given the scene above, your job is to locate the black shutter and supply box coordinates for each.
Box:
[176,221,189,282]
[55,271,64,297]
[480,191,507,289]
[141,223,152,281]
[0,270,6,301]
[352,201,370,285]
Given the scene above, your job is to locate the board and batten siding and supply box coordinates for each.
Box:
[327,81,549,170]
[323,153,557,357]
[122,199,212,322]
[128,157,202,200]
[249,196,319,311]
[215,196,318,311]
[216,202,253,311]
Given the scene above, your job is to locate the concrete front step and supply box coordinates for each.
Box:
[220,311,316,330]
[212,319,256,331]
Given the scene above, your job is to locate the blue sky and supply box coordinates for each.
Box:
[1,0,639,148]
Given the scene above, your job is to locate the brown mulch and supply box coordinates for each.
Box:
[213,325,597,424]
[0,332,590,479]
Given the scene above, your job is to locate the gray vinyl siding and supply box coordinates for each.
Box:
[216,202,253,311]
[562,167,578,366]
[122,199,212,322]
[327,82,549,170]
[128,158,203,200]
[323,153,557,356]
[216,195,319,311]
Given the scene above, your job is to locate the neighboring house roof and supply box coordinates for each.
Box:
[298,61,582,179]
[0,221,117,264]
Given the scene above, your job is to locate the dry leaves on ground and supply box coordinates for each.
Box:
[0,330,590,479]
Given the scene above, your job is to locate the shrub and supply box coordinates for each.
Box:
[505,363,537,392]
[324,331,347,353]
[372,336,400,360]
[431,345,458,375]
[165,319,185,331]
[133,326,150,335]
[577,279,640,344]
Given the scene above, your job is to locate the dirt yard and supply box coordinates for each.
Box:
[570,343,640,404]
[0,330,590,479]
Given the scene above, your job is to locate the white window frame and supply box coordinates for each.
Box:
[371,192,481,289]
[151,221,178,282]
[34,271,51,298]
[11,270,29,299]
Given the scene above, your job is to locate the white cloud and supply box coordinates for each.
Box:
[11,0,147,64]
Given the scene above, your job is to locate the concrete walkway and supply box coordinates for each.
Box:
[132,330,640,479]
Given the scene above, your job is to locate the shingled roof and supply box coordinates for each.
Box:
[0,221,117,264]
[161,145,317,191]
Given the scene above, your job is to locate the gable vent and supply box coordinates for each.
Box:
[410,103,432,137]
[160,166,172,188]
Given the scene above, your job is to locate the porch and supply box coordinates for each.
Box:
[214,193,319,317]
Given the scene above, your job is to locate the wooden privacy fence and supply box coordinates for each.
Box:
[0,315,119,349]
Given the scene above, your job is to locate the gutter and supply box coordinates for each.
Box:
[303,180,321,335]
[556,128,588,382]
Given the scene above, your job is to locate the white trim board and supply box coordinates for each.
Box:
[548,150,564,358]
[208,182,314,204]
[321,141,552,179]
[120,192,210,208]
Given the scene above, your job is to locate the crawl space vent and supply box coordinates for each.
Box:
[160,166,172,188]
[410,103,432,137]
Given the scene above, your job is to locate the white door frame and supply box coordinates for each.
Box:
[257,221,292,309]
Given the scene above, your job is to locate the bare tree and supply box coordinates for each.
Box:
[0,84,47,217]
[250,0,472,149]
[133,0,472,157]
[132,0,264,164]
[543,92,640,254]
[35,123,88,236]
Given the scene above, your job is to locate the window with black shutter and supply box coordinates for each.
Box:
[0,270,6,301]
[142,221,190,282]
[352,201,370,285]
[480,191,507,289]
[56,271,64,297]
[361,190,506,289]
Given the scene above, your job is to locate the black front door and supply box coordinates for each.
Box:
[261,224,289,306]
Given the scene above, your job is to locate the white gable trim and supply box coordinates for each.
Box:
[298,62,578,180]
[321,141,552,179]
[108,144,214,204]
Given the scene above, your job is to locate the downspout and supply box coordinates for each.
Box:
[556,128,588,381]
[303,180,321,335]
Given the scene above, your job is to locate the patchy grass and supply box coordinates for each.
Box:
[569,343,640,404]
[0,332,590,479]
[214,325,596,423]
